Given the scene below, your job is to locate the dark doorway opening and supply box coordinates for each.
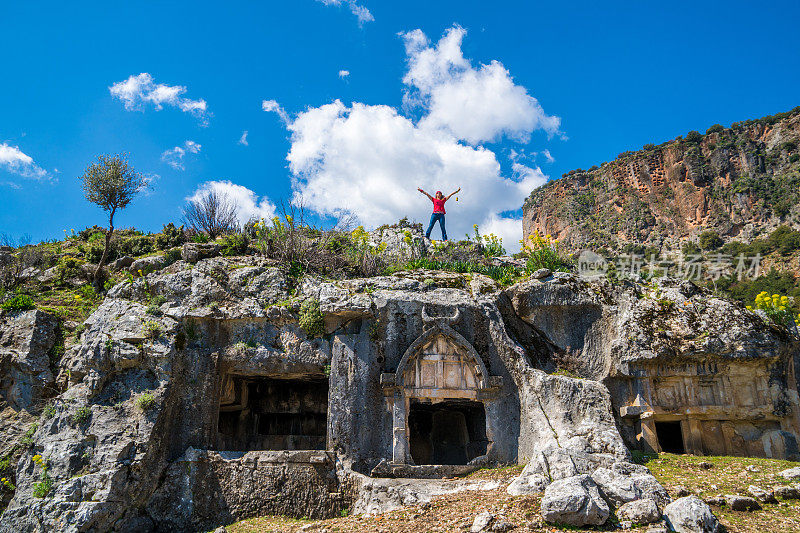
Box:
[655,421,685,454]
[408,400,488,465]
[218,376,328,451]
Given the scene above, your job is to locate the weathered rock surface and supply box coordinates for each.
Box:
[616,498,661,524]
[0,254,795,532]
[470,511,494,532]
[523,109,800,252]
[592,461,671,508]
[663,496,722,533]
[0,309,58,411]
[779,466,800,480]
[723,494,761,511]
[540,474,609,526]
[747,484,777,503]
[773,484,800,499]
[181,242,220,263]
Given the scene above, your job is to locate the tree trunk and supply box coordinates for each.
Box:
[93,207,116,291]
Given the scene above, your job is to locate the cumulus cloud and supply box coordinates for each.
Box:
[317,0,373,25]
[338,70,350,79]
[110,73,209,124]
[187,180,276,225]
[262,99,289,123]
[239,131,249,146]
[282,26,559,253]
[0,142,48,181]
[161,140,201,170]
[401,26,561,144]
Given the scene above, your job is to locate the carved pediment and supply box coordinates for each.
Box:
[402,334,484,392]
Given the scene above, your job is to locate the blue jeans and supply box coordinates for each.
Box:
[425,213,447,240]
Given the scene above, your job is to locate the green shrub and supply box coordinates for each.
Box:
[118,235,154,257]
[32,473,52,498]
[146,295,167,316]
[713,269,800,304]
[1,293,35,312]
[681,241,701,256]
[706,124,724,134]
[299,298,325,338]
[191,233,209,244]
[57,256,85,283]
[162,247,182,265]
[31,454,52,498]
[78,225,106,241]
[42,403,56,419]
[685,130,703,143]
[143,320,162,340]
[790,154,800,163]
[698,230,723,251]
[220,233,249,257]
[134,392,156,411]
[84,242,105,263]
[20,423,38,447]
[154,223,185,250]
[522,231,571,273]
[748,291,799,328]
[71,405,91,426]
[469,225,505,258]
[767,225,800,255]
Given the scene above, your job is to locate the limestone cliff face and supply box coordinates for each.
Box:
[0,253,797,531]
[523,108,800,251]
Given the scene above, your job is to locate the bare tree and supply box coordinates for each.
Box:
[182,189,239,238]
[79,154,145,289]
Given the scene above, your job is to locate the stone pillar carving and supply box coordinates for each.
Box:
[392,391,408,464]
[685,418,703,455]
[638,413,659,453]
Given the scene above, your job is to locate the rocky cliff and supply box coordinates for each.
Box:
[523,107,800,252]
[0,238,797,531]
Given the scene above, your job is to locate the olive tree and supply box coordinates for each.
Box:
[79,154,145,288]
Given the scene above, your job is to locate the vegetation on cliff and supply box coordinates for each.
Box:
[524,106,800,252]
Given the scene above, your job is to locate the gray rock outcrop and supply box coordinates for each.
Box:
[0,255,796,532]
[616,498,661,524]
[663,496,722,533]
[539,474,609,526]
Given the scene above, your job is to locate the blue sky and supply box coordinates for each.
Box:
[2,1,799,251]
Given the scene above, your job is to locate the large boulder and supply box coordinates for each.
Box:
[663,496,722,533]
[592,461,671,508]
[779,467,800,481]
[617,498,662,524]
[181,242,220,263]
[540,474,609,526]
[129,254,169,275]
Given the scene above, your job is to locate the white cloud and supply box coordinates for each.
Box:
[317,0,373,25]
[480,215,526,253]
[262,99,289,123]
[338,69,350,79]
[239,131,249,146]
[281,26,558,254]
[541,148,555,163]
[401,26,561,144]
[161,140,202,170]
[109,73,209,124]
[0,142,48,181]
[187,180,276,225]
